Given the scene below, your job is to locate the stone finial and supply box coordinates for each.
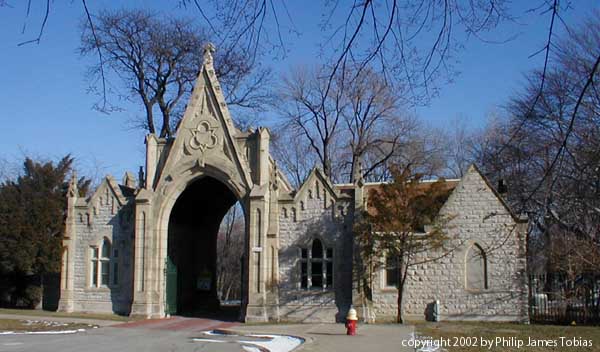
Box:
[123,172,137,188]
[203,42,216,66]
[271,162,279,191]
[138,166,145,189]
[354,160,365,187]
[68,171,78,198]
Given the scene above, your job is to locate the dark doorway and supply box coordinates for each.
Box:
[167,176,243,319]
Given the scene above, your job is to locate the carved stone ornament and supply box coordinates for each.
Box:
[189,120,219,153]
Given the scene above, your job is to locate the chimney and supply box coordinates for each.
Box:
[497,179,508,194]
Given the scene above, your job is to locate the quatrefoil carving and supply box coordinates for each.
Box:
[189,120,219,153]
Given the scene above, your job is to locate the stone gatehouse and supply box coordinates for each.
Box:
[57,47,529,323]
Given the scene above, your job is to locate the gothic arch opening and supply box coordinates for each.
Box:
[465,243,488,291]
[166,176,246,319]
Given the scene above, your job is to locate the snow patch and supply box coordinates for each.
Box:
[195,330,304,352]
[239,334,304,352]
[191,338,226,343]
[0,329,86,335]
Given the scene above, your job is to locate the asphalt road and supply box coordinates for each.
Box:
[0,327,247,352]
[0,317,415,352]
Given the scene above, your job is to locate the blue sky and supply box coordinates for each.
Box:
[0,0,597,181]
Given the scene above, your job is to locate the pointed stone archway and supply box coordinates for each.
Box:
[165,176,242,317]
[129,45,277,321]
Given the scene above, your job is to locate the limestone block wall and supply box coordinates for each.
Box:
[370,167,528,322]
[70,188,135,315]
[277,183,353,322]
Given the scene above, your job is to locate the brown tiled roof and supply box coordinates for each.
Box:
[335,179,459,194]
[366,179,459,194]
[335,179,460,216]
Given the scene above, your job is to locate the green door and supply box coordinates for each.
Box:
[166,256,178,315]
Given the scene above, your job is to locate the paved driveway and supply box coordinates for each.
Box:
[0,317,414,352]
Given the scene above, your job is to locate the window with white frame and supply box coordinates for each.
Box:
[90,238,118,288]
[300,239,333,289]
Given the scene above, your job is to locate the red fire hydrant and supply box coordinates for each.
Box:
[345,308,358,336]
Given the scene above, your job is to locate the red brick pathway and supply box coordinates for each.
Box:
[115,316,238,332]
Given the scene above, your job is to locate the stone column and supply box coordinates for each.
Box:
[245,128,272,322]
[265,169,281,321]
[350,176,374,322]
[130,190,161,317]
[145,134,158,189]
[245,195,269,322]
[58,174,78,312]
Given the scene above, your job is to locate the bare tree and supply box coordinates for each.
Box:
[270,127,318,188]
[340,67,406,182]
[278,64,423,183]
[178,0,293,62]
[315,0,514,103]
[473,11,600,276]
[441,116,474,178]
[278,65,346,180]
[216,203,245,302]
[80,9,273,137]
[178,0,515,103]
[359,121,448,182]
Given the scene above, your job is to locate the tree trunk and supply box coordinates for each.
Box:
[396,255,405,324]
[397,254,408,324]
[159,109,171,138]
[144,102,156,135]
[350,153,362,184]
[397,285,404,324]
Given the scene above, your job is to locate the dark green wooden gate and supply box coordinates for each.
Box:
[165,256,177,315]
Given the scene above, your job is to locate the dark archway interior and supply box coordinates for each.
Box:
[167,176,240,318]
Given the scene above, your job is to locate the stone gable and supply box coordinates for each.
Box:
[370,165,528,322]
[58,46,528,323]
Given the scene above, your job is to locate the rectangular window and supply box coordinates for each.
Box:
[386,255,399,288]
[92,261,98,286]
[326,248,333,259]
[101,262,110,285]
[301,248,307,259]
[301,262,308,289]
[326,262,333,287]
[312,262,323,288]
[113,249,119,258]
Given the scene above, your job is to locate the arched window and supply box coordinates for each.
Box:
[300,239,333,290]
[466,243,488,290]
[90,238,119,288]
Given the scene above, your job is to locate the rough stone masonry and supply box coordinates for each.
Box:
[57,45,529,323]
